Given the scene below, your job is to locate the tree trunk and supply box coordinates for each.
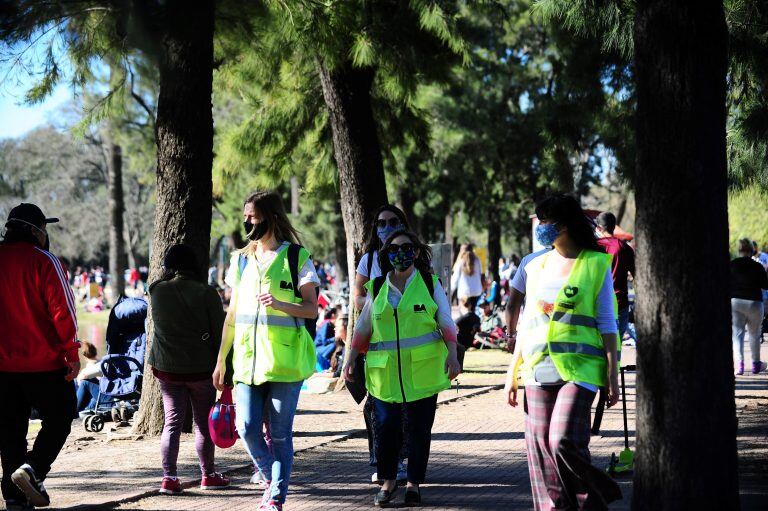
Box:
[632,2,738,510]
[133,0,215,436]
[290,176,300,216]
[615,189,629,226]
[104,130,128,299]
[317,61,388,287]
[333,199,348,287]
[487,210,501,283]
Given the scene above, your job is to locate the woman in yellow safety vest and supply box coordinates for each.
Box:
[343,230,461,508]
[353,204,412,485]
[213,191,320,511]
[503,194,622,511]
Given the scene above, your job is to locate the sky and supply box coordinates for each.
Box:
[0,83,71,139]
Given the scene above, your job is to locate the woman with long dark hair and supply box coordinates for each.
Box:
[147,244,228,494]
[353,205,411,310]
[352,205,412,484]
[344,230,461,507]
[503,194,621,510]
[213,191,320,511]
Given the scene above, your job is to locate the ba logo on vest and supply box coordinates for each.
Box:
[279,280,294,291]
[413,304,427,313]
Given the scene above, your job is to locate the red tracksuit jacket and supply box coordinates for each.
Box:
[0,241,79,372]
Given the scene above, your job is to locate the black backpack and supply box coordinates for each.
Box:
[238,243,319,339]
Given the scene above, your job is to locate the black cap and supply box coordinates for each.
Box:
[5,203,59,229]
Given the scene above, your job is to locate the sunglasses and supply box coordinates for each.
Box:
[376,217,401,229]
[386,243,415,254]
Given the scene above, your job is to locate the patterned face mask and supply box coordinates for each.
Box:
[387,247,416,272]
[535,222,560,247]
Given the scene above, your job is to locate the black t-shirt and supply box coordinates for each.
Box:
[730,257,768,301]
[456,312,481,349]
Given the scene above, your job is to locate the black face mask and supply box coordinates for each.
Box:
[244,221,268,241]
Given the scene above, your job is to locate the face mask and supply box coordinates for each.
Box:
[388,248,416,272]
[377,224,404,244]
[535,223,560,247]
[244,221,268,241]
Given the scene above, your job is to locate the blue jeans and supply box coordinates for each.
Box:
[235,381,303,504]
[617,307,630,340]
[76,379,100,412]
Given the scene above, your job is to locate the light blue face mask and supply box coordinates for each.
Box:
[535,222,560,247]
[377,224,404,244]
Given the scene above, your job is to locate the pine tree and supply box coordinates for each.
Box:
[215,0,469,282]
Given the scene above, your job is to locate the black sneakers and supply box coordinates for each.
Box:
[11,464,50,507]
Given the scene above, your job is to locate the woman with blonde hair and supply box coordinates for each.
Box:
[451,243,483,309]
[213,191,320,511]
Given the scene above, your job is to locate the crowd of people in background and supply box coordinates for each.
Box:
[4,195,768,511]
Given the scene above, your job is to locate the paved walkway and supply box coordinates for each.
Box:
[10,345,768,510]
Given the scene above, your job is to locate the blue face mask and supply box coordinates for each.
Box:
[535,222,560,247]
[377,224,404,244]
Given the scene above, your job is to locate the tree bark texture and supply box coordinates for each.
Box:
[317,61,389,285]
[333,199,348,286]
[487,210,501,283]
[133,0,215,436]
[105,133,128,298]
[632,2,738,510]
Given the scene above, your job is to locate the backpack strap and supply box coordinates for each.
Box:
[366,251,374,278]
[372,275,387,301]
[238,254,248,277]
[419,269,435,298]
[287,243,303,299]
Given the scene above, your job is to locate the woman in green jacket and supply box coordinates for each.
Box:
[147,244,228,494]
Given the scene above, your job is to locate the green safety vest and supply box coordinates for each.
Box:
[228,244,316,385]
[519,249,616,387]
[364,271,450,403]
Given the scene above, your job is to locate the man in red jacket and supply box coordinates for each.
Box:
[0,203,80,511]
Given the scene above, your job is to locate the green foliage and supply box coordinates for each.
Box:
[406,0,629,248]
[535,0,768,191]
[213,0,469,195]
[726,0,768,189]
[0,112,156,265]
[533,0,635,59]
[728,185,768,253]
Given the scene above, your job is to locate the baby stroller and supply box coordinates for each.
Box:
[82,296,148,432]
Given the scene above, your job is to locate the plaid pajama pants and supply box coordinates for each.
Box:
[524,383,621,511]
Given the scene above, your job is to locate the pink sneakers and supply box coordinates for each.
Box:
[201,472,231,490]
[159,477,182,495]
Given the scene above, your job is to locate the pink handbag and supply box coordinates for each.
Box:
[208,387,239,448]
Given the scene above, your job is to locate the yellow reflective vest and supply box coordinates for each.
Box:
[228,244,316,385]
[365,271,449,403]
[519,249,617,387]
